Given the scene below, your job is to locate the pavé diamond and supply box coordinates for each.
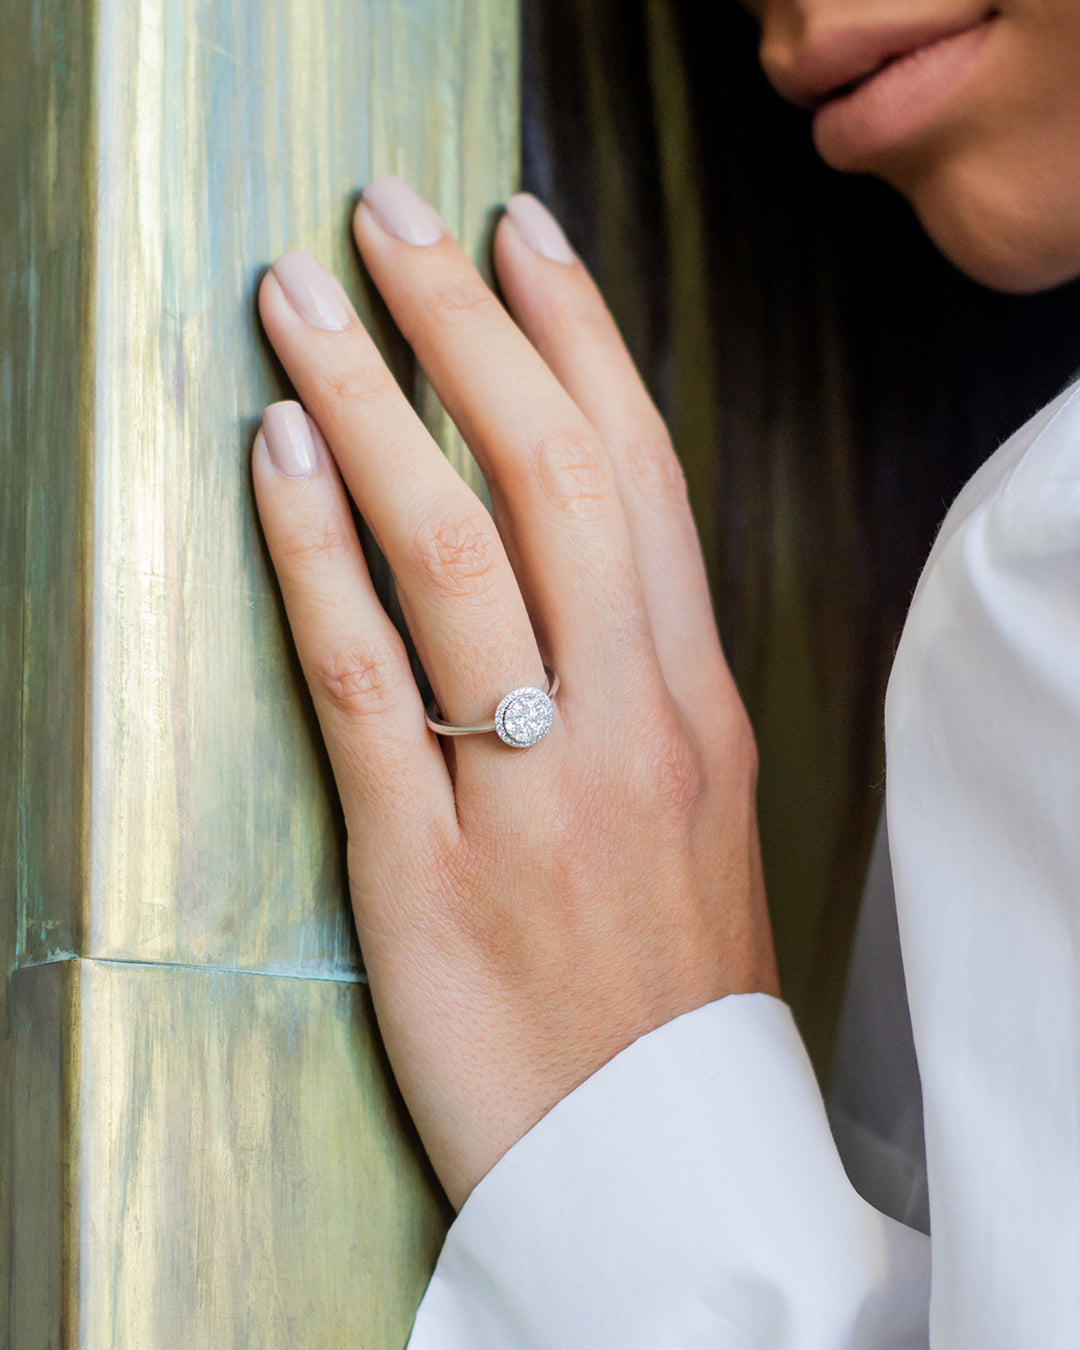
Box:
[494,686,554,748]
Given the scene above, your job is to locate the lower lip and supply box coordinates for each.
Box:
[813,17,996,170]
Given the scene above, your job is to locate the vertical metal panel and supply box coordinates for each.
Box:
[74,961,447,1346]
[3,0,517,1342]
[10,964,77,1349]
[2,0,98,1330]
[84,0,517,974]
[11,960,450,1347]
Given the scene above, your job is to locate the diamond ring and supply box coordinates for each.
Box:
[425,669,560,748]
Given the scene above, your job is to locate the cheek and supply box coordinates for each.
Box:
[885,40,1080,291]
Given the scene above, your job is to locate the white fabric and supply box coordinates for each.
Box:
[408,378,1080,1348]
[828,814,930,1235]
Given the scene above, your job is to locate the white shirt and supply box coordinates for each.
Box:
[408,378,1080,1348]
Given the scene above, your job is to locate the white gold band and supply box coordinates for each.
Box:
[425,669,560,748]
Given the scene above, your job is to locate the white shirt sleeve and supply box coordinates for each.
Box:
[409,994,930,1349]
[408,379,1080,1349]
[885,379,1080,1346]
[828,815,930,1236]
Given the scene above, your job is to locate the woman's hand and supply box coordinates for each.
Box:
[252,177,779,1210]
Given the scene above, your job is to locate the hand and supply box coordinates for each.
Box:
[252,178,779,1210]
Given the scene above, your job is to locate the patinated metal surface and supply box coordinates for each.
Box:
[86,0,516,975]
[2,0,516,1342]
[11,961,448,1346]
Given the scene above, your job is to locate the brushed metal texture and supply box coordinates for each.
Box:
[2,0,517,1341]
[10,960,450,1346]
[82,0,516,976]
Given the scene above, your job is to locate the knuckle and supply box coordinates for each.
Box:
[547,290,614,342]
[702,690,760,789]
[527,424,613,511]
[636,719,707,818]
[276,510,354,567]
[308,637,407,720]
[411,506,503,599]
[426,275,495,321]
[618,435,690,511]
[730,707,760,789]
[316,361,397,410]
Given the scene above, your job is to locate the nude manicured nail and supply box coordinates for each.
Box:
[361,176,444,246]
[505,194,575,264]
[271,251,351,331]
[262,401,317,478]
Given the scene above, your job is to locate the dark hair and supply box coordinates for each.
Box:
[523,0,1080,1068]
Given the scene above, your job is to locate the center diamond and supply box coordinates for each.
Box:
[494,686,554,748]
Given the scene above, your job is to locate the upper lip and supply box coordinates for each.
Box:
[762,9,996,109]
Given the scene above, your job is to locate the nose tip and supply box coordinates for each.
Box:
[755,6,819,108]
[758,36,816,108]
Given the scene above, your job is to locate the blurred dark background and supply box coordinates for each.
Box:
[521,0,1080,1074]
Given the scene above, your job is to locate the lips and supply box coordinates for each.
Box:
[766,9,997,107]
[762,9,999,169]
[804,18,997,171]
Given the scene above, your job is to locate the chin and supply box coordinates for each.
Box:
[895,154,1080,295]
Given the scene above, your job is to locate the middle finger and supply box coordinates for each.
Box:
[351,177,658,703]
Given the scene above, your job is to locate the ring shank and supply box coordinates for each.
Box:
[425,669,559,737]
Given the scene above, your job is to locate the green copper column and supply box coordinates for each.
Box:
[0,0,518,1343]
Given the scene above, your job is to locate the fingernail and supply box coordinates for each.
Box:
[505,194,575,264]
[271,251,352,331]
[262,401,317,478]
[361,176,444,246]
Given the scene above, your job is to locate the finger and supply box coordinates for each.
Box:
[252,401,452,836]
[256,255,547,750]
[351,178,658,705]
[494,194,730,708]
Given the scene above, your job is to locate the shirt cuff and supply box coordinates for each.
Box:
[408,993,930,1349]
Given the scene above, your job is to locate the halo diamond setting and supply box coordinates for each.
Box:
[494,686,554,748]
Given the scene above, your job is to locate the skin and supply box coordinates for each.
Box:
[255,209,778,1208]
[254,0,1080,1209]
[748,0,1080,291]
